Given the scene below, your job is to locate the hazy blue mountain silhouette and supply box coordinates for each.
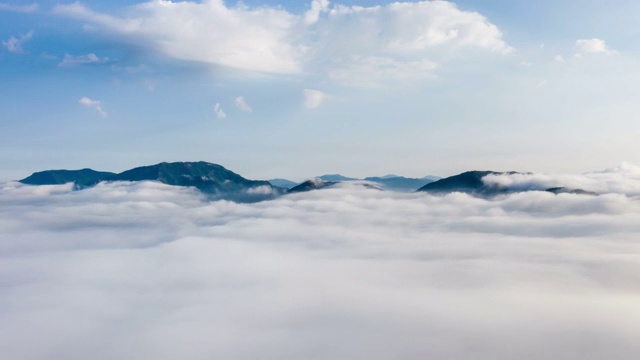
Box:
[312,173,439,192]
[268,178,299,189]
[318,174,358,182]
[364,176,435,192]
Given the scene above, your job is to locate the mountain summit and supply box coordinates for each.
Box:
[417,171,516,196]
[105,161,276,194]
[19,169,116,188]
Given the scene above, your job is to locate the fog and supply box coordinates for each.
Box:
[1,176,640,360]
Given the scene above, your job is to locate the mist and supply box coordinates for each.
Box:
[1,176,640,360]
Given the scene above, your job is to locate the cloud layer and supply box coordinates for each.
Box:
[1,167,640,359]
[53,0,511,84]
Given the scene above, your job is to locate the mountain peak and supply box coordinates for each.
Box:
[417,170,512,195]
[288,178,337,193]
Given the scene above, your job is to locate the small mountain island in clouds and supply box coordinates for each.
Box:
[19,161,598,200]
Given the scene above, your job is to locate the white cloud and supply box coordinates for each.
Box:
[59,53,105,67]
[54,1,300,74]
[2,30,33,53]
[302,89,326,109]
[0,2,38,13]
[304,0,330,25]
[329,56,438,87]
[53,1,511,85]
[214,102,226,119]
[234,96,253,113]
[1,170,640,359]
[575,38,616,55]
[79,97,107,118]
[554,54,565,63]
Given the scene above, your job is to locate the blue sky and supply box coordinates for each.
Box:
[2,0,640,181]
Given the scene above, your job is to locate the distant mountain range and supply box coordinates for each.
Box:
[267,178,299,189]
[20,162,283,201]
[18,162,596,200]
[270,174,440,192]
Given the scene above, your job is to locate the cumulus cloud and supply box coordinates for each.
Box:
[53,1,511,84]
[59,53,106,67]
[234,96,253,113]
[53,1,300,74]
[304,0,330,25]
[302,89,326,109]
[575,38,616,55]
[1,165,640,359]
[79,97,107,117]
[0,2,38,13]
[2,30,33,53]
[214,102,226,119]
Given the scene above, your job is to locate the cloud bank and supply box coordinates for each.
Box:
[1,166,640,359]
[53,0,511,84]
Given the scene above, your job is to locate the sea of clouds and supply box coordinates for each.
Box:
[1,166,640,360]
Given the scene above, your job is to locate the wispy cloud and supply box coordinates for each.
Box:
[302,89,326,109]
[234,96,253,113]
[79,97,107,117]
[0,2,38,13]
[59,53,106,67]
[214,103,226,119]
[2,30,33,54]
[575,38,616,55]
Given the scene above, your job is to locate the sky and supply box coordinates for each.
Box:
[2,169,640,359]
[2,0,640,181]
